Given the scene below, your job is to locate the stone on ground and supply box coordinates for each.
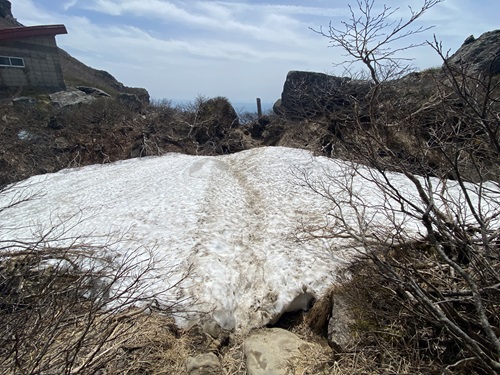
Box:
[185,352,223,375]
[243,328,310,375]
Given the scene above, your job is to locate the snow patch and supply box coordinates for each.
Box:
[2,146,470,331]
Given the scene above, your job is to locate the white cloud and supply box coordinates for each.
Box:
[68,0,338,48]
[213,2,347,18]
[83,0,220,25]
[63,0,78,11]
[11,0,59,25]
[10,0,499,102]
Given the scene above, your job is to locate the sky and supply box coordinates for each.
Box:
[9,0,500,104]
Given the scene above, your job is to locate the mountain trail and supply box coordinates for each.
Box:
[185,150,275,329]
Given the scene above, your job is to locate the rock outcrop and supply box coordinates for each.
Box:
[117,92,144,111]
[447,30,500,76]
[275,30,500,122]
[49,87,113,108]
[0,0,20,27]
[57,49,150,105]
[273,70,370,119]
[0,0,12,18]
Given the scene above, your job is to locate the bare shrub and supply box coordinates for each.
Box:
[297,0,500,373]
[311,0,443,84]
[0,185,191,374]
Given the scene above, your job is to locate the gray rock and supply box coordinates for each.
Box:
[272,98,283,117]
[447,29,500,76]
[202,319,223,339]
[0,0,21,26]
[125,87,150,105]
[305,286,355,351]
[274,70,370,120]
[243,328,310,375]
[50,89,96,108]
[0,0,13,18]
[76,86,111,97]
[117,93,143,111]
[17,129,35,141]
[12,96,37,107]
[327,291,355,351]
[186,353,223,375]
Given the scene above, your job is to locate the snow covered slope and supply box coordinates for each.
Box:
[0,147,383,330]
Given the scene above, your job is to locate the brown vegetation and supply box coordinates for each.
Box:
[0,94,256,188]
[0,183,195,374]
[294,1,499,373]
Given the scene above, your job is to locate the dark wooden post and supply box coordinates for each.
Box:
[256,97,262,118]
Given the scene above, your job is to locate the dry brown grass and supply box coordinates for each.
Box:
[318,351,423,375]
[0,238,195,375]
[0,306,192,375]
[101,312,191,375]
[288,293,433,375]
[286,340,332,375]
[219,333,247,375]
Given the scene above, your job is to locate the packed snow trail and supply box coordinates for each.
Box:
[0,147,355,330]
[182,148,336,329]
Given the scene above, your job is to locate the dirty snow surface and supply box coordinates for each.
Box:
[0,147,369,330]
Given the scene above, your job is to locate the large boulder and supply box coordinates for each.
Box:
[447,30,500,76]
[274,71,370,120]
[49,89,96,108]
[275,30,500,121]
[243,328,312,375]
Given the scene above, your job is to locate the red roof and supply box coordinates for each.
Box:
[0,24,67,41]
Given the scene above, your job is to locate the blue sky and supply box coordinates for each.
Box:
[10,0,500,104]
